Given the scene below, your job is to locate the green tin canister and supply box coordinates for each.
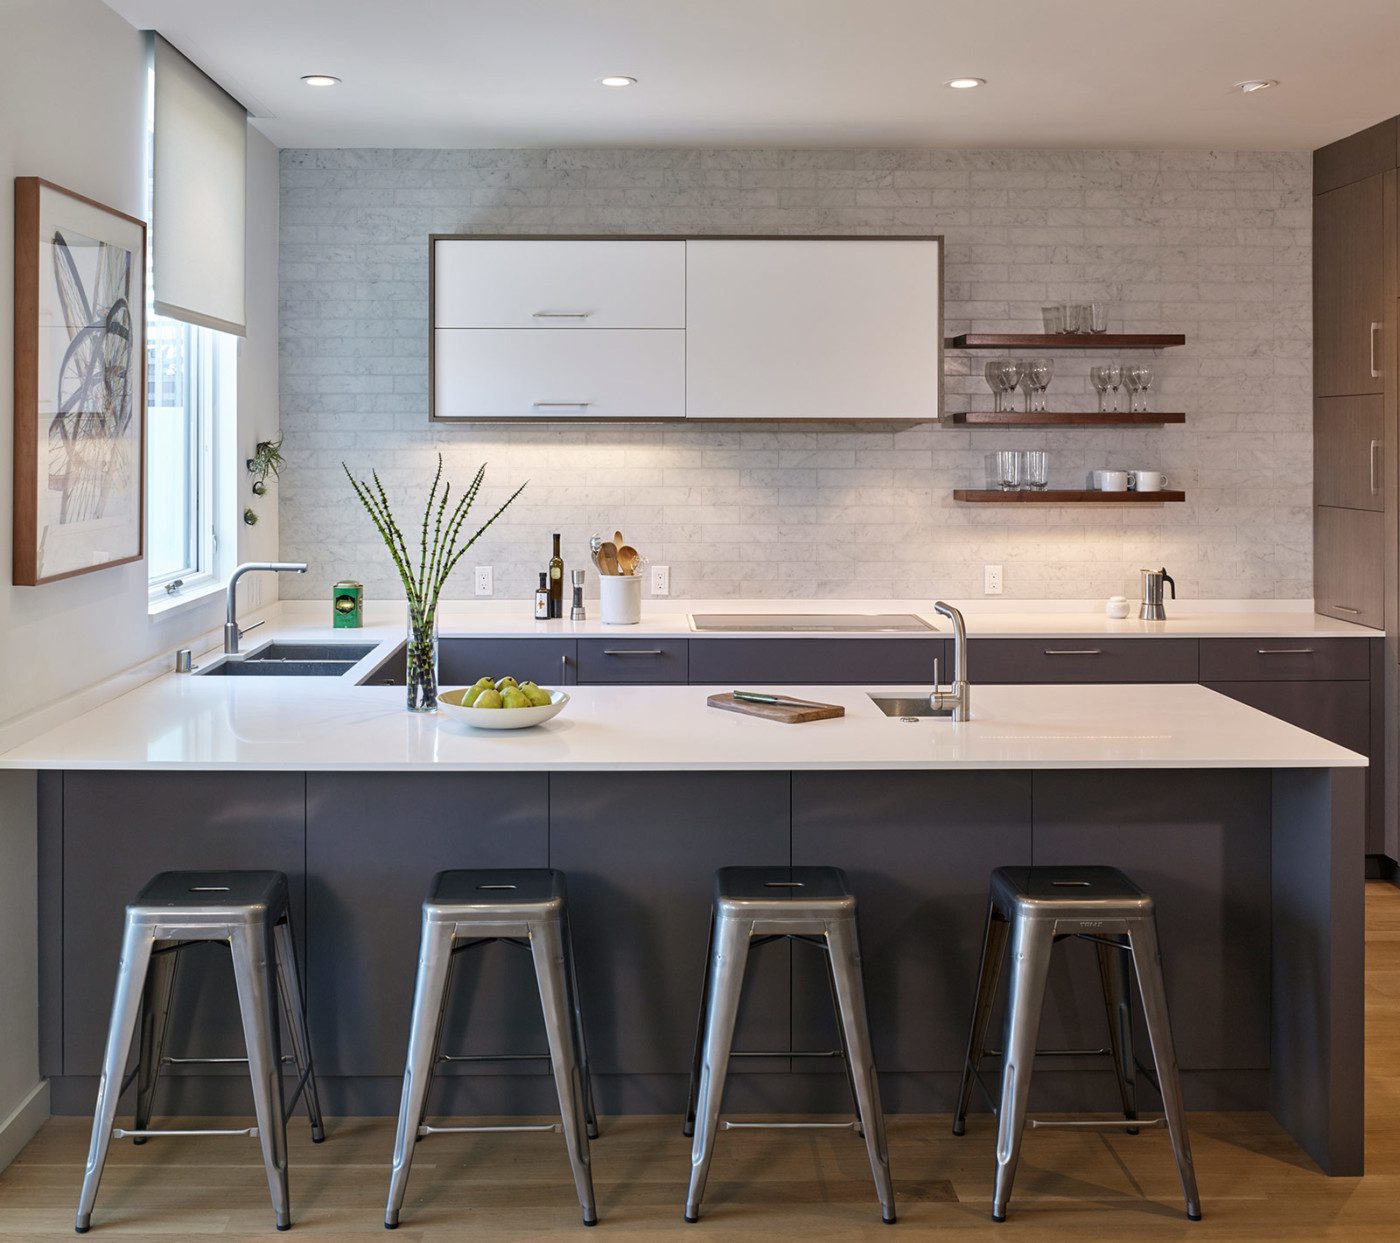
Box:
[332,580,363,628]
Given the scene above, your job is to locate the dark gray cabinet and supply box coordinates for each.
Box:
[1199,638,1370,682]
[440,638,578,686]
[304,773,549,1079]
[1314,506,1385,628]
[60,772,307,1075]
[1314,174,1389,398]
[687,637,944,684]
[576,638,688,684]
[1315,395,1385,511]
[970,637,1198,683]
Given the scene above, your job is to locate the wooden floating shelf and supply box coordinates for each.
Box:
[947,411,1185,428]
[954,489,1187,504]
[946,333,1187,350]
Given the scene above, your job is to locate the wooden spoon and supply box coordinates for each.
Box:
[614,530,625,549]
[599,541,620,576]
[617,545,640,576]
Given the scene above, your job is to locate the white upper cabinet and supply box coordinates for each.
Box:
[434,239,686,328]
[684,239,942,420]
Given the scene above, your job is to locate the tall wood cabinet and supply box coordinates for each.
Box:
[1314,117,1399,858]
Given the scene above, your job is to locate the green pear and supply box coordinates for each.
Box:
[501,687,530,709]
[523,685,552,707]
[495,676,519,692]
[474,688,503,709]
[462,685,486,706]
[473,676,495,689]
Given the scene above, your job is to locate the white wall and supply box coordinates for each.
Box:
[0,0,281,1158]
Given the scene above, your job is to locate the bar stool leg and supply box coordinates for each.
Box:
[685,914,751,1223]
[825,918,896,1224]
[386,918,455,1229]
[1096,935,1138,1131]
[131,942,180,1145]
[531,918,599,1227]
[75,918,156,1233]
[683,909,716,1138]
[992,917,1055,1223]
[821,944,864,1137]
[563,913,600,1140]
[953,902,1011,1136]
[413,949,457,1144]
[272,918,326,1143]
[1127,920,1203,1221]
[231,922,291,1231]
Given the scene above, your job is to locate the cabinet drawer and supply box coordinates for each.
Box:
[1200,638,1370,682]
[434,240,685,329]
[970,638,1198,683]
[687,637,945,685]
[1315,395,1384,511]
[577,639,688,684]
[439,638,577,687]
[1314,505,1384,629]
[433,329,685,419]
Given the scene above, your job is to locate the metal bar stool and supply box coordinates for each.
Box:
[953,865,1202,1223]
[75,871,324,1234]
[683,866,895,1225]
[385,869,598,1230]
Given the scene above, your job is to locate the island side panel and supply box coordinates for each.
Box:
[55,771,307,1114]
[1271,766,1366,1176]
[306,772,550,1116]
[548,771,791,1115]
[789,770,1033,1109]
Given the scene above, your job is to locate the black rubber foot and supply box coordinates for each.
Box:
[587,1124,600,1140]
[385,1222,398,1231]
[131,1136,147,1146]
[682,1124,694,1137]
[1126,1127,1140,1136]
[951,1119,965,1136]
[1188,1211,1203,1222]
[584,1217,598,1227]
[276,1225,291,1232]
[992,1213,1006,1223]
[685,1214,699,1224]
[74,1229,89,1236]
[882,1213,897,1225]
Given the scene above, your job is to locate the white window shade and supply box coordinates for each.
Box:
[151,34,247,336]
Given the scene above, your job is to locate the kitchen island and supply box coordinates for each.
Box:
[0,656,1367,1178]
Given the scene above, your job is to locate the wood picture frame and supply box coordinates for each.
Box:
[13,177,146,585]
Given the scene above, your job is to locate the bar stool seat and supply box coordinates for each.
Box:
[684,866,895,1225]
[75,870,324,1234]
[385,868,598,1230]
[954,864,1202,1223]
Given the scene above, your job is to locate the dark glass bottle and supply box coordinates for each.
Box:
[548,533,564,619]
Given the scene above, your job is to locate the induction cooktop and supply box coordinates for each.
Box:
[687,613,936,633]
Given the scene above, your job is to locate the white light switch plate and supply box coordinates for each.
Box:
[474,565,493,596]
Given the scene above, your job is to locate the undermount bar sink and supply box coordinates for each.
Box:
[868,694,953,719]
[246,642,376,662]
[195,641,376,677]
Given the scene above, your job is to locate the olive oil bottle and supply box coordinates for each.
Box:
[548,533,564,618]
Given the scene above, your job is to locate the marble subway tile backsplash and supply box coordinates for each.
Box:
[278,147,1311,601]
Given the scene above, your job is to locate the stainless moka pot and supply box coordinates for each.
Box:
[1139,567,1176,620]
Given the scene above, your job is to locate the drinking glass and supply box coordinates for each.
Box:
[984,360,1007,412]
[1129,363,1154,412]
[1025,357,1053,412]
[1103,362,1124,412]
[1066,304,1090,334]
[1089,366,1110,413]
[986,450,1021,491]
[1089,302,1109,333]
[1041,304,1066,334]
[1124,368,1143,413]
[1020,450,1048,490]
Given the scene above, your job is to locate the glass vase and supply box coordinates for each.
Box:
[406,603,439,713]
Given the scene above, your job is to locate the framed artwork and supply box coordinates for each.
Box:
[13,177,146,585]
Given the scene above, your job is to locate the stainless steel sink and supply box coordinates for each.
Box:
[247,642,376,662]
[195,641,376,677]
[868,694,953,719]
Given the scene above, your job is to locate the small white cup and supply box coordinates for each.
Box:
[1128,470,1168,492]
[599,573,643,625]
[1096,470,1129,492]
[1106,595,1131,619]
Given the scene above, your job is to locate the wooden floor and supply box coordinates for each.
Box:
[7,883,1400,1240]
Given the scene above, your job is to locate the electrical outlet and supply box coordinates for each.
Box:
[984,564,1003,595]
[650,564,670,596]
[474,565,493,596]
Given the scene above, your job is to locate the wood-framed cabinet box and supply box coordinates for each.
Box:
[429,235,943,423]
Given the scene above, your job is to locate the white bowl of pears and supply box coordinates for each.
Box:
[438,676,569,730]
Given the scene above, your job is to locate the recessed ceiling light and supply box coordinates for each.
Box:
[1234,79,1278,92]
[599,75,637,87]
[944,77,986,90]
[301,74,341,87]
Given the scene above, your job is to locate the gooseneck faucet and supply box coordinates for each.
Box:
[930,601,971,721]
[224,562,308,653]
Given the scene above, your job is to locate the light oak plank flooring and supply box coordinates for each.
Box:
[5,882,1400,1239]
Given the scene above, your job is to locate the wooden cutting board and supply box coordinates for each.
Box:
[706,692,845,724]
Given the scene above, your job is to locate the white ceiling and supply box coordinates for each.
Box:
[104,0,1400,150]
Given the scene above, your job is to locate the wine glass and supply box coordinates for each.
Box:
[1025,358,1053,412]
[996,360,1024,413]
[1129,363,1154,413]
[1124,368,1143,414]
[1103,362,1124,412]
[984,360,1007,412]
[1089,366,1110,413]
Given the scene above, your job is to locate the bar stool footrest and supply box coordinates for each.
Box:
[112,1126,259,1139]
[1029,1117,1165,1131]
[418,1122,562,1136]
[720,1120,861,1131]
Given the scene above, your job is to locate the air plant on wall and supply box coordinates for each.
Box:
[243,435,286,523]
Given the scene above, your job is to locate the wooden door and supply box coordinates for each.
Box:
[1315,506,1384,628]
[1315,394,1385,510]
[1315,175,1386,397]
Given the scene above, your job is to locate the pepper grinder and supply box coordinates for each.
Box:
[570,569,587,621]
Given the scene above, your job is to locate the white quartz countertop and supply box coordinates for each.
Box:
[0,668,1365,773]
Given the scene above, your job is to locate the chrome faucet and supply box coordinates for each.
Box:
[930,601,970,721]
[224,562,308,653]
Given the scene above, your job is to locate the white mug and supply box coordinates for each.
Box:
[1095,470,1129,492]
[1129,470,1168,492]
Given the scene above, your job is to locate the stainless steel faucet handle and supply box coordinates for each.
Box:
[932,657,941,689]
[240,619,266,639]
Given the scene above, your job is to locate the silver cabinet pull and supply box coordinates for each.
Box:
[602,648,663,656]
[1371,322,1384,378]
[532,311,592,319]
[1044,648,1102,656]
[1371,439,1382,495]
[1332,605,1362,614]
[1257,647,1316,655]
[533,401,592,408]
